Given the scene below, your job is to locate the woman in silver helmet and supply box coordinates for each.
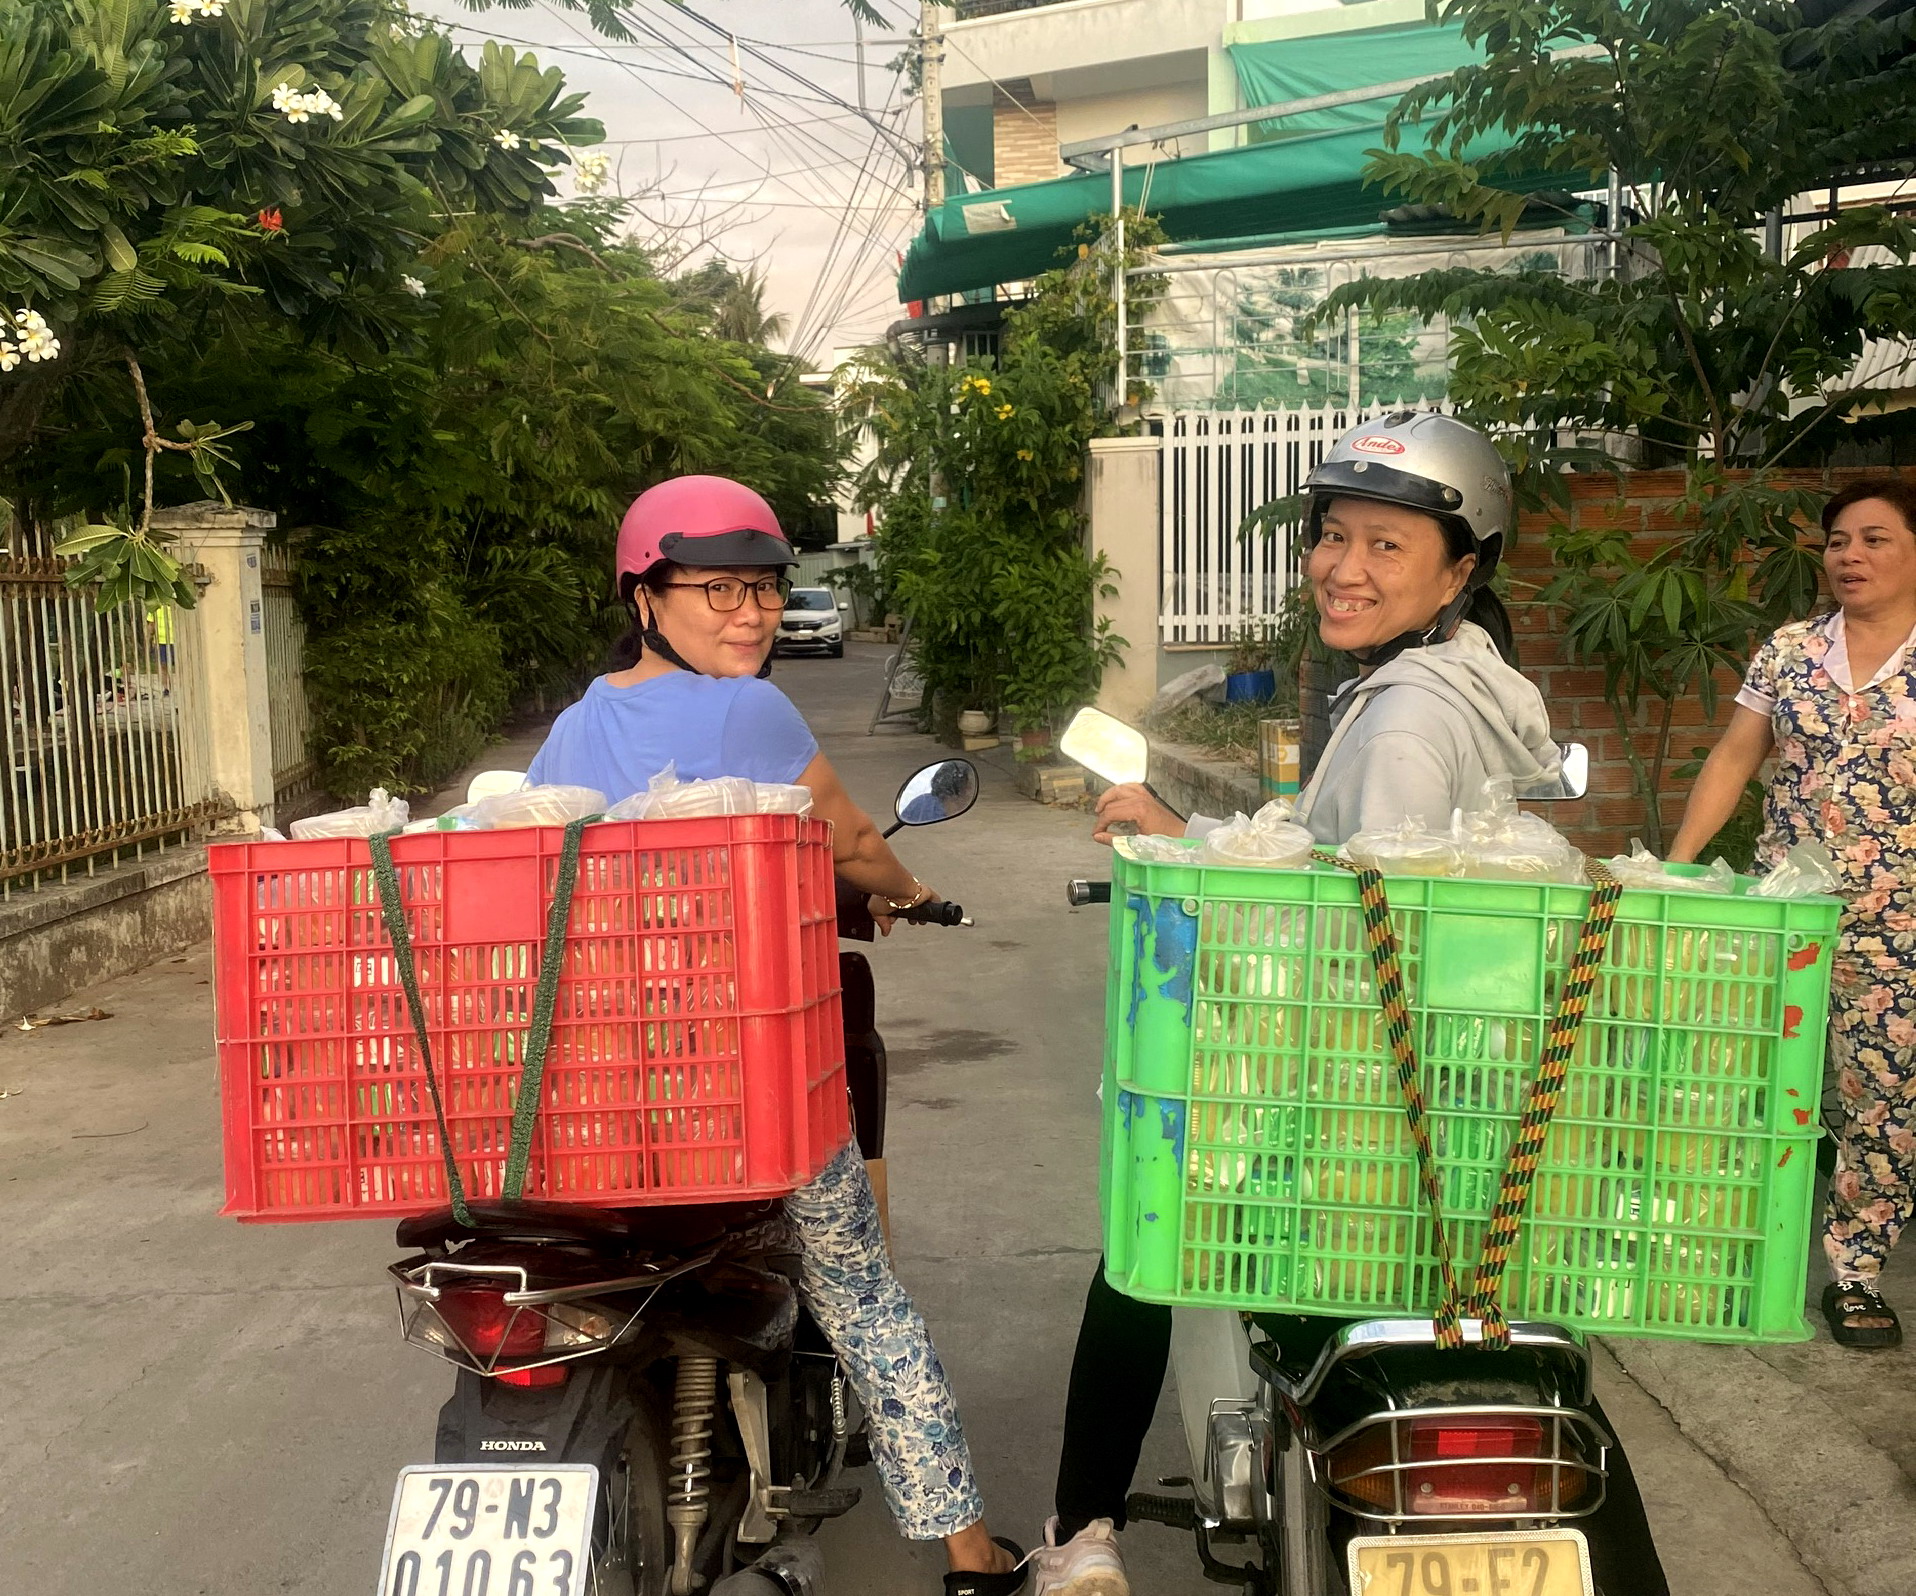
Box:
[1031,414,1667,1596]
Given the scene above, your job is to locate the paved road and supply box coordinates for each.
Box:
[0,644,1853,1594]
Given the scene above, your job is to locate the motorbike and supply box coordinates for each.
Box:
[373,760,979,1596]
[1060,709,1644,1596]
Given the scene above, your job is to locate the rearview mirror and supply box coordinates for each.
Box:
[891,760,979,829]
[1060,707,1149,786]
[466,770,528,805]
[1518,742,1589,802]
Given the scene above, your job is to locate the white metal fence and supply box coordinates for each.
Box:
[260,541,318,809]
[1,556,219,891]
[1158,404,1447,643]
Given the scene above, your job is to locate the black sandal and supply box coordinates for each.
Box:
[944,1537,1029,1596]
[1823,1281,1904,1348]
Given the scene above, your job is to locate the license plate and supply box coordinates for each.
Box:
[1349,1528,1594,1596]
[377,1465,597,1596]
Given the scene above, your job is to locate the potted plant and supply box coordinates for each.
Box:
[1224,622,1277,704]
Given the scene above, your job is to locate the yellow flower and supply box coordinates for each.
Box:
[1016,449,1034,461]
[996,403,1014,420]
[960,374,992,396]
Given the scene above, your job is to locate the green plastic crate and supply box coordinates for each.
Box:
[1100,850,1842,1342]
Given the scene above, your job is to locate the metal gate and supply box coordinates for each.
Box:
[1158,403,1448,643]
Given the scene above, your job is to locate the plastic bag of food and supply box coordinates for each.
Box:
[604,763,757,820]
[1603,840,1735,893]
[1452,786,1585,883]
[289,787,410,841]
[753,783,814,816]
[1197,800,1316,869]
[1115,833,1199,863]
[1751,841,1841,899]
[467,784,606,829]
[1341,817,1461,877]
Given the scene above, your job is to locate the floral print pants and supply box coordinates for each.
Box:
[785,1141,983,1539]
[1824,965,1916,1283]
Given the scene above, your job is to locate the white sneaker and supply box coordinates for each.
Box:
[1030,1518,1130,1596]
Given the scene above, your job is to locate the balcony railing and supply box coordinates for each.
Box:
[954,0,1074,19]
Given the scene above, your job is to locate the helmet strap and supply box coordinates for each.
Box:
[633,593,775,681]
[1349,586,1474,671]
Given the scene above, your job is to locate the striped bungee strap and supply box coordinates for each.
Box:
[1316,851,1624,1351]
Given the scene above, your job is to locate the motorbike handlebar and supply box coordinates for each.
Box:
[899,899,969,927]
[837,881,973,938]
[1067,880,1112,907]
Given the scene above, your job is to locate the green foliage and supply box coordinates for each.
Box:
[850,215,1163,736]
[7,6,843,797]
[1315,0,1916,846]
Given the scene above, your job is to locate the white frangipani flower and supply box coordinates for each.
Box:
[271,82,343,124]
[573,152,611,195]
[168,0,196,22]
[3,308,60,367]
[493,129,521,151]
[402,275,427,298]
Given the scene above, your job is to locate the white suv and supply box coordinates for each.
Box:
[775,586,846,658]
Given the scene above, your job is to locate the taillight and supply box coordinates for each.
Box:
[1327,1415,1595,1517]
[435,1288,567,1388]
[1406,1417,1549,1513]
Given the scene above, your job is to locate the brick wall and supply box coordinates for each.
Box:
[1506,465,1912,857]
[993,80,1060,186]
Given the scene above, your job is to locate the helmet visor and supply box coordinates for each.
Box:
[1305,459,1469,528]
[657,526,797,568]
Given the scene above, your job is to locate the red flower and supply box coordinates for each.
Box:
[257,208,284,233]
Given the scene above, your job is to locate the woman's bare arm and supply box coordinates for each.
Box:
[799,751,936,904]
[1668,706,1775,862]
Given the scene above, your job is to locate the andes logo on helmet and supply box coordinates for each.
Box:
[1347,433,1407,457]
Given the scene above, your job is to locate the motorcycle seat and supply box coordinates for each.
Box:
[396,1198,782,1255]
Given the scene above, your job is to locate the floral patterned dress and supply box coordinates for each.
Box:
[1741,613,1916,1283]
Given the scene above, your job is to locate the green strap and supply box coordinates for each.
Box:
[367,816,590,1220]
[502,816,589,1201]
[368,832,473,1227]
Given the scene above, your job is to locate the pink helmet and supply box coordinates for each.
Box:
[615,475,795,591]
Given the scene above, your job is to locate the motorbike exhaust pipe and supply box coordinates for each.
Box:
[708,1534,823,1596]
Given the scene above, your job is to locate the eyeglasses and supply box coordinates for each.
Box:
[659,575,793,612]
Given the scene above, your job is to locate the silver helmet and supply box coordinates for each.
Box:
[1302,411,1513,586]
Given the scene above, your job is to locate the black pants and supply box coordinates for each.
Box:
[1053,1261,1670,1596]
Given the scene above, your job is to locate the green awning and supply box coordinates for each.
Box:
[897,20,1509,302]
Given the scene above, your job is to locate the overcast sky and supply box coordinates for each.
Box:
[424,0,926,366]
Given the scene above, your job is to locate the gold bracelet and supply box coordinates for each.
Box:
[885,879,930,913]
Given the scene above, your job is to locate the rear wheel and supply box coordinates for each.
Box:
[595,1392,672,1596]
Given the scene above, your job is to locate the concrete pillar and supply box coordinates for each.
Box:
[1087,434,1161,726]
[154,502,277,834]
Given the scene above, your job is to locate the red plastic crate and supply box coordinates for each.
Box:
[211,815,846,1222]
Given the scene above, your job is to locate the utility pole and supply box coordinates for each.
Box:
[921,3,945,213]
[853,12,867,114]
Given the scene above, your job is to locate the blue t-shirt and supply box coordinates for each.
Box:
[528,673,818,804]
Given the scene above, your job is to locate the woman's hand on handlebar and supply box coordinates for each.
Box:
[1093,783,1184,845]
[867,886,944,937]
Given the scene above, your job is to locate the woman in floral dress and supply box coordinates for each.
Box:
[1673,478,1916,1347]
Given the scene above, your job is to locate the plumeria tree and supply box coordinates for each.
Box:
[0,0,603,605]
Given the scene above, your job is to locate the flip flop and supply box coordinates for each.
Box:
[1823,1281,1903,1348]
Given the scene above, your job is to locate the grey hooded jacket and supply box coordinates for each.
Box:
[1291,622,1560,846]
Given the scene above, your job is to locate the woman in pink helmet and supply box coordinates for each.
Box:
[528,475,1026,1596]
